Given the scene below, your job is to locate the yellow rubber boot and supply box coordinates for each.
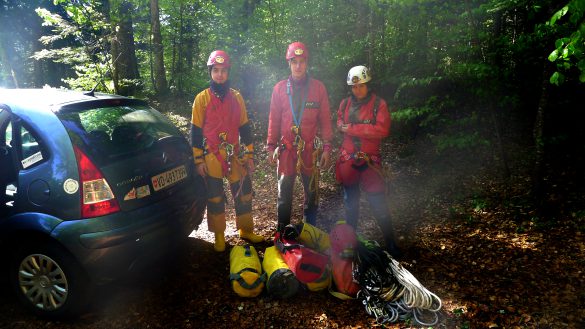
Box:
[214,232,226,252]
[239,229,264,243]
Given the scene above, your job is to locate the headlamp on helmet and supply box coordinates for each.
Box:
[207,50,231,67]
[286,42,309,61]
[347,65,372,85]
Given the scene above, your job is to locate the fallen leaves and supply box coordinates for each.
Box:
[2,107,584,329]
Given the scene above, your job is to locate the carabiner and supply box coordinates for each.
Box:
[225,143,234,158]
[313,136,323,151]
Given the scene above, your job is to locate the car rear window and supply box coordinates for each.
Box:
[57,104,183,164]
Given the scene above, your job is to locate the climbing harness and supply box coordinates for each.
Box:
[286,78,309,130]
[340,96,392,192]
[292,126,305,174]
[215,132,251,200]
[218,131,235,174]
[353,240,442,326]
[340,95,380,126]
[286,77,310,175]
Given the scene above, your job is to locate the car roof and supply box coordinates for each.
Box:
[0,88,129,112]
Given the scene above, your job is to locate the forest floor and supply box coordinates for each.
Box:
[0,101,584,329]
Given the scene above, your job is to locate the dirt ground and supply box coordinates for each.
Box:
[1,110,583,328]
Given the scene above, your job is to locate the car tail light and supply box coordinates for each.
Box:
[73,146,120,218]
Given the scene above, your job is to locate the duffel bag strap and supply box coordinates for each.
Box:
[230,268,267,289]
[299,262,324,274]
[275,232,302,254]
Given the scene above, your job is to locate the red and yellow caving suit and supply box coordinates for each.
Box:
[190,88,255,235]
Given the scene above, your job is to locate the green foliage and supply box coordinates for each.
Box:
[1,1,581,185]
[34,1,112,91]
[433,131,491,153]
[62,62,112,91]
[393,106,435,124]
[547,0,585,84]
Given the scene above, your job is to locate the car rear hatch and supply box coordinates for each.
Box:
[56,99,196,213]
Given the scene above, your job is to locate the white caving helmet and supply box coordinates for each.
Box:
[347,65,372,85]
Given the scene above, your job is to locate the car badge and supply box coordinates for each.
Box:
[294,48,304,56]
[162,152,168,164]
[63,178,79,194]
[215,56,225,63]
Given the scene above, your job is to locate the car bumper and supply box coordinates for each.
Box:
[51,188,204,284]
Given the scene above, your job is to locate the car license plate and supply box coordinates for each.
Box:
[151,165,187,191]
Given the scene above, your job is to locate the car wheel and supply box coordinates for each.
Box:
[10,242,90,318]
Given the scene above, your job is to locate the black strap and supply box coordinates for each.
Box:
[342,96,380,125]
[299,262,322,274]
[275,235,301,254]
[340,97,349,121]
[371,96,380,125]
[229,268,267,289]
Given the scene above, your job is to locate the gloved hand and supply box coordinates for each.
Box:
[196,162,208,176]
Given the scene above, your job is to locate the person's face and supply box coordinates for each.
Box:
[351,83,369,100]
[211,64,229,84]
[289,57,307,80]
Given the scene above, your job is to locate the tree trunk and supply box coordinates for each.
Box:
[533,60,554,215]
[111,1,140,96]
[177,2,185,92]
[0,37,19,88]
[150,0,168,95]
[532,4,558,218]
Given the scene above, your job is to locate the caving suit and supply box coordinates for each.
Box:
[266,75,333,230]
[190,86,255,235]
[335,92,400,255]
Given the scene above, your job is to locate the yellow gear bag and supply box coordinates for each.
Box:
[262,246,300,298]
[297,222,331,253]
[229,245,266,298]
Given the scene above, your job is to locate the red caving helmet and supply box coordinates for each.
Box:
[285,42,308,61]
[207,50,231,67]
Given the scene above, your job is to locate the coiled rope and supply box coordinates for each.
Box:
[354,240,442,326]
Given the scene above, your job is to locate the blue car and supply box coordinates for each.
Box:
[0,88,205,317]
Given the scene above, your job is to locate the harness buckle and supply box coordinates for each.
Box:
[354,151,367,161]
[313,136,323,151]
[224,143,234,158]
[294,134,304,151]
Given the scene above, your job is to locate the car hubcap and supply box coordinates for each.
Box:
[18,254,68,310]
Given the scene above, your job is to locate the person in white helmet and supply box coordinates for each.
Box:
[335,65,401,258]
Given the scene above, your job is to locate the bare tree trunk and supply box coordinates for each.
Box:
[533,60,553,214]
[111,1,140,96]
[532,4,557,218]
[177,2,184,92]
[490,9,511,182]
[150,0,168,95]
[0,38,19,88]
